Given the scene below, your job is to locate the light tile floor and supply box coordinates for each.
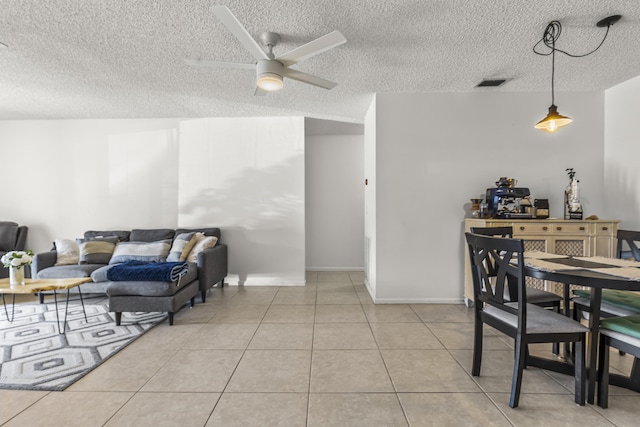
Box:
[2,271,640,426]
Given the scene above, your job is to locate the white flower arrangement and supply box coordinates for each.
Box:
[1,250,34,269]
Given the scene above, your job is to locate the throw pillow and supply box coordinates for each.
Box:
[77,236,119,264]
[54,239,80,265]
[186,235,218,263]
[166,232,197,262]
[109,239,172,264]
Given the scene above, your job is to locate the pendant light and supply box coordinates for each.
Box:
[533,16,621,133]
[535,36,571,132]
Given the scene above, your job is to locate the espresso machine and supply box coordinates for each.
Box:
[485,178,535,219]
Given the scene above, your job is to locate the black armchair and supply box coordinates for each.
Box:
[0,221,28,279]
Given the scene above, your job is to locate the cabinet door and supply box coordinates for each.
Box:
[522,239,548,292]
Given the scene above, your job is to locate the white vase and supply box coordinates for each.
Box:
[9,265,25,286]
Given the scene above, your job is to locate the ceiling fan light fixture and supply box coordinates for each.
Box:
[534,104,572,132]
[257,72,284,91]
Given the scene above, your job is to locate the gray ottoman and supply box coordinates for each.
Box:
[107,265,199,325]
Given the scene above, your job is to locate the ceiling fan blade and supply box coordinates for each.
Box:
[283,69,338,89]
[254,86,268,96]
[212,5,268,61]
[184,58,255,70]
[277,31,346,67]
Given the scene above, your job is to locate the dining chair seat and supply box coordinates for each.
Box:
[525,287,564,306]
[572,292,640,319]
[597,314,640,408]
[485,303,588,335]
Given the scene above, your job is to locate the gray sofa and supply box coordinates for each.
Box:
[31,227,227,325]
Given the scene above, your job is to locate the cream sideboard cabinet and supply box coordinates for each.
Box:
[463,218,620,306]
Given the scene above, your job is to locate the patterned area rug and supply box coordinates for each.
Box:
[0,303,165,391]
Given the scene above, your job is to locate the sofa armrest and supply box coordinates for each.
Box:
[197,243,228,289]
[31,250,57,278]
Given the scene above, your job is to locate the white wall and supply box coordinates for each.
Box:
[178,117,306,286]
[0,117,306,286]
[0,119,182,251]
[305,134,364,270]
[604,75,640,230]
[372,92,605,303]
[364,96,377,296]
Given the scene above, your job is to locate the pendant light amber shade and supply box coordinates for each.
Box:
[534,105,572,132]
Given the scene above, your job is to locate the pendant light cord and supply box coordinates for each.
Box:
[533,20,612,58]
[551,35,556,105]
[533,19,615,107]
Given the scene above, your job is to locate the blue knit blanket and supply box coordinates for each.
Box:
[107,261,188,282]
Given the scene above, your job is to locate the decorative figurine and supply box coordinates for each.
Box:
[565,168,583,220]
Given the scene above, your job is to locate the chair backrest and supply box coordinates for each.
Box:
[465,232,527,323]
[0,221,27,251]
[616,230,640,261]
[469,226,518,300]
[469,226,513,238]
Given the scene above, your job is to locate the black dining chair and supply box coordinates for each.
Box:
[597,314,640,408]
[471,226,564,355]
[465,232,587,408]
[0,221,29,280]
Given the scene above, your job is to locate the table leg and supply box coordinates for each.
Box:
[2,293,16,322]
[53,290,63,334]
[77,286,88,322]
[587,287,602,404]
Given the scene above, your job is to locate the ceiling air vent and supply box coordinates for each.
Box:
[476,79,508,88]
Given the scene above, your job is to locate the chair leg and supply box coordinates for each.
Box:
[168,312,174,325]
[471,315,483,376]
[597,335,610,408]
[574,336,586,406]
[190,297,196,307]
[201,290,206,303]
[552,303,560,355]
[115,312,122,326]
[510,335,527,408]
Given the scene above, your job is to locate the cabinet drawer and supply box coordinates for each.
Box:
[551,223,589,234]
[514,223,552,234]
[595,223,615,236]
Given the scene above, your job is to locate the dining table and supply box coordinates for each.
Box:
[523,252,640,404]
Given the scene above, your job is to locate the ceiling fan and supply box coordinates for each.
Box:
[185,5,346,95]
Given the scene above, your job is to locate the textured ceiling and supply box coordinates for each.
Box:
[1,1,639,123]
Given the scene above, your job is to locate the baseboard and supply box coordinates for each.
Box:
[305,267,365,272]
[372,297,465,304]
[224,274,306,287]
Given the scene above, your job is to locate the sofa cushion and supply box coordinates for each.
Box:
[186,234,218,263]
[78,237,118,264]
[54,239,80,265]
[37,264,104,279]
[130,229,175,242]
[167,232,197,262]
[84,230,130,242]
[91,264,115,282]
[176,227,221,241]
[109,240,172,264]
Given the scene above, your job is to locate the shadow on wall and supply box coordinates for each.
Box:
[179,154,305,285]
